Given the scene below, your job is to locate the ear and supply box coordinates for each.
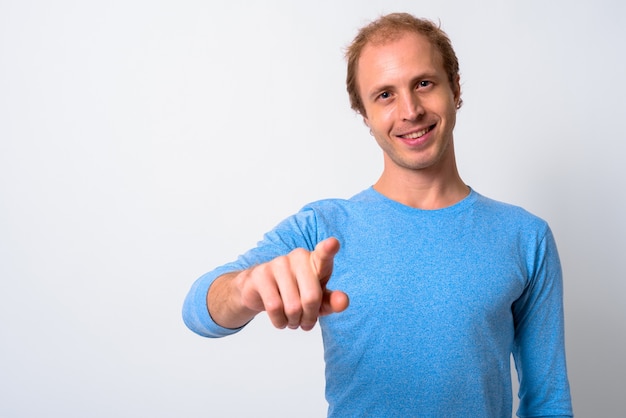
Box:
[453,75,462,108]
[362,116,370,128]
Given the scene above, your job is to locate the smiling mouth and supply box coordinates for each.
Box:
[399,124,435,139]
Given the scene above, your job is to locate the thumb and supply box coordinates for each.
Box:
[311,237,340,283]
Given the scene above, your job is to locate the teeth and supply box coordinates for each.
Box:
[403,127,431,139]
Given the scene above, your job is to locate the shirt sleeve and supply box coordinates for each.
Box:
[182,208,320,338]
[512,226,573,417]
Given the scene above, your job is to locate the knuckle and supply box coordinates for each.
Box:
[283,301,303,318]
[261,256,288,276]
[249,263,271,283]
[289,247,309,260]
[301,292,322,310]
[275,254,292,266]
[264,298,284,316]
[302,298,320,311]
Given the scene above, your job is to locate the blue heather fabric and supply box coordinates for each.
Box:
[182,187,573,417]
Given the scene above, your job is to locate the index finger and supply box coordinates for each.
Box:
[311,237,340,284]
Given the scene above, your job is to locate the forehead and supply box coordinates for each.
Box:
[357,32,444,87]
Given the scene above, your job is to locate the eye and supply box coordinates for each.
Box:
[378,91,391,100]
[417,80,432,89]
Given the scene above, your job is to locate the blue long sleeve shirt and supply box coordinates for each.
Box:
[183,188,573,417]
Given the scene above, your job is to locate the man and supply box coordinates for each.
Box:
[183,13,573,417]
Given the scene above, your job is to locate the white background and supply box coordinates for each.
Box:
[1,0,624,417]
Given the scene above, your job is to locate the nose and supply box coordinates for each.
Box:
[399,91,423,121]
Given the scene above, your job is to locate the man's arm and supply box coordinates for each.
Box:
[207,237,349,331]
[512,227,573,416]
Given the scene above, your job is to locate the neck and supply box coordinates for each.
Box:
[373,151,468,210]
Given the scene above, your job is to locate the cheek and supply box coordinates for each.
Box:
[436,99,458,127]
[368,107,395,131]
[446,106,457,128]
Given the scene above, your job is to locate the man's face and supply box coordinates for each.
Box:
[358,32,460,175]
